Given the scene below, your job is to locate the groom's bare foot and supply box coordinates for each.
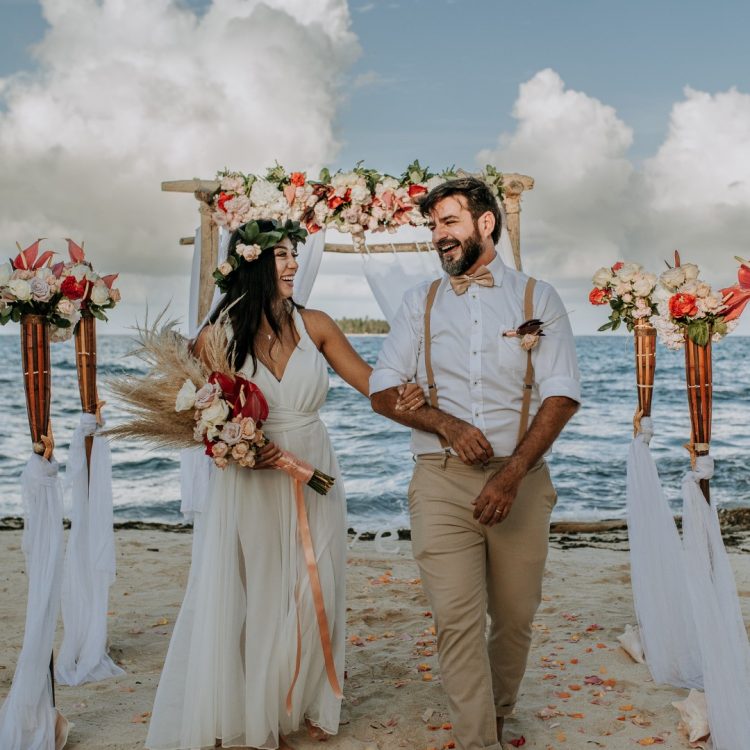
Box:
[305,718,329,742]
[496,716,504,742]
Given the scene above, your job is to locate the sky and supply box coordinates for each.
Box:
[1,0,749,335]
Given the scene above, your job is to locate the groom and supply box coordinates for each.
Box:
[370,177,580,750]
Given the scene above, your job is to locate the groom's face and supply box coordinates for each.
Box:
[428,195,483,277]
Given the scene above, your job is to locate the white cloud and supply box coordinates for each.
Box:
[0,0,359,332]
[478,69,750,334]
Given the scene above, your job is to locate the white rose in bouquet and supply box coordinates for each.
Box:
[7,278,32,301]
[56,298,77,316]
[199,398,230,440]
[29,277,52,302]
[0,262,12,285]
[350,184,371,204]
[175,379,197,412]
[680,280,699,296]
[614,279,631,296]
[219,421,243,446]
[591,267,613,289]
[632,273,656,298]
[616,262,641,283]
[696,282,712,298]
[90,282,110,306]
[660,266,686,291]
[681,263,700,281]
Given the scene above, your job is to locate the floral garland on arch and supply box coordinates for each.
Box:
[0,239,121,342]
[211,161,505,250]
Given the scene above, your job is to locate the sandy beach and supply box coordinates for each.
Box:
[2,519,750,750]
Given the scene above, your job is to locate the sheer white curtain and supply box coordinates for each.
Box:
[681,456,750,750]
[625,418,702,688]
[0,455,65,749]
[56,413,124,686]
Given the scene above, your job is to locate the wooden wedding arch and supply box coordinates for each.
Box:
[162,173,534,324]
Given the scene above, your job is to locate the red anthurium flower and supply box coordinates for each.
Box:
[61,275,87,300]
[589,288,610,305]
[669,292,698,319]
[66,238,86,263]
[13,239,55,270]
[101,273,119,289]
[234,377,269,423]
[51,261,66,278]
[408,184,427,198]
[720,258,750,323]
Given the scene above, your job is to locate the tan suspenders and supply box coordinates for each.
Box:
[422,276,537,452]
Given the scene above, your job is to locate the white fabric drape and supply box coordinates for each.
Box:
[56,414,124,686]
[626,417,702,688]
[682,456,750,750]
[361,224,516,325]
[0,455,64,749]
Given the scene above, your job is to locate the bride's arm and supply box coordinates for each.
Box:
[299,309,423,408]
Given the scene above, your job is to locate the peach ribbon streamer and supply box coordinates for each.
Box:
[284,479,342,714]
[275,451,314,484]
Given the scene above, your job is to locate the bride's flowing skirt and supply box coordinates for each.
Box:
[146,422,346,750]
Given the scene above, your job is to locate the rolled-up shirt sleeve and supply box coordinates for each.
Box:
[532,282,582,405]
[369,289,423,397]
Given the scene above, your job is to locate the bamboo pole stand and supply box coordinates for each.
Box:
[74,312,100,470]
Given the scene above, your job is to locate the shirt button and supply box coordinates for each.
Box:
[473,380,478,385]
[473,320,478,324]
[472,351,477,355]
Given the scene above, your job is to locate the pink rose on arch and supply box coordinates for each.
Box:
[195,382,222,409]
[214,456,229,469]
[231,442,250,460]
[212,441,229,459]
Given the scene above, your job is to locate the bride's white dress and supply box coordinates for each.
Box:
[146,311,346,750]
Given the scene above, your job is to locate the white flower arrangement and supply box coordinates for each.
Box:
[589,261,658,331]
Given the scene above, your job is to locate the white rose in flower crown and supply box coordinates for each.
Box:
[219,421,243,446]
[616,262,641,283]
[29,277,52,302]
[681,263,700,281]
[591,267,614,289]
[175,379,197,412]
[7,278,32,301]
[238,243,261,262]
[0,262,12,285]
[632,273,656,298]
[660,266,686,291]
[90,282,110,306]
[56,298,76,316]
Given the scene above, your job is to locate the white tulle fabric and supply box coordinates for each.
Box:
[681,456,750,750]
[626,417,702,688]
[147,311,346,750]
[55,413,124,686]
[0,455,64,749]
[360,223,517,325]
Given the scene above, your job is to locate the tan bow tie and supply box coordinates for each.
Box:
[449,266,495,295]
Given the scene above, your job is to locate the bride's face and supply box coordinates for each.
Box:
[274,238,299,299]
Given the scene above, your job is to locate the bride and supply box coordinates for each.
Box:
[145,218,423,750]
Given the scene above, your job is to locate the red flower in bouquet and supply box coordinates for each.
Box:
[589,288,611,305]
[208,372,269,423]
[61,275,87,300]
[719,258,750,323]
[669,292,698,319]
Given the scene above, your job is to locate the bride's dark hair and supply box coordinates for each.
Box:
[207,220,300,374]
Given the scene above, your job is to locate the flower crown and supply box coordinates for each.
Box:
[213,219,308,292]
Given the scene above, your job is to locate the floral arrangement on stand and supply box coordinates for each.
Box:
[210,161,505,251]
[589,261,659,331]
[652,257,735,349]
[0,239,121,342]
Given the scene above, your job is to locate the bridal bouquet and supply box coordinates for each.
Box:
[589,261,658,332]
[107,315,335,494]
[653,259,734,349]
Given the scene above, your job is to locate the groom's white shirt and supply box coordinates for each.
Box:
[369,254,581,458]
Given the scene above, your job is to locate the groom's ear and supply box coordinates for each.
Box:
[477,210,496,241]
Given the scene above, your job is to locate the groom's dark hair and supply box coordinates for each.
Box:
[419,176,503,244]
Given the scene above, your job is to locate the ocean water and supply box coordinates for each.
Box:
[0,334,749,531]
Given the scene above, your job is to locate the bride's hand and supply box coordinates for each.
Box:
[395,382,427,412]
[254,441,284,469]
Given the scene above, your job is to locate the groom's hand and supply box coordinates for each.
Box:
[472,465,523,526]
[441,417,494,466]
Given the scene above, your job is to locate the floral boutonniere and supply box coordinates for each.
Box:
[502,310,571,351]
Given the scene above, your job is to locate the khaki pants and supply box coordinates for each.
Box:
[408,455,557,750]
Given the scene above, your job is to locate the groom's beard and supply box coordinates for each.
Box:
[437,231,483,276]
